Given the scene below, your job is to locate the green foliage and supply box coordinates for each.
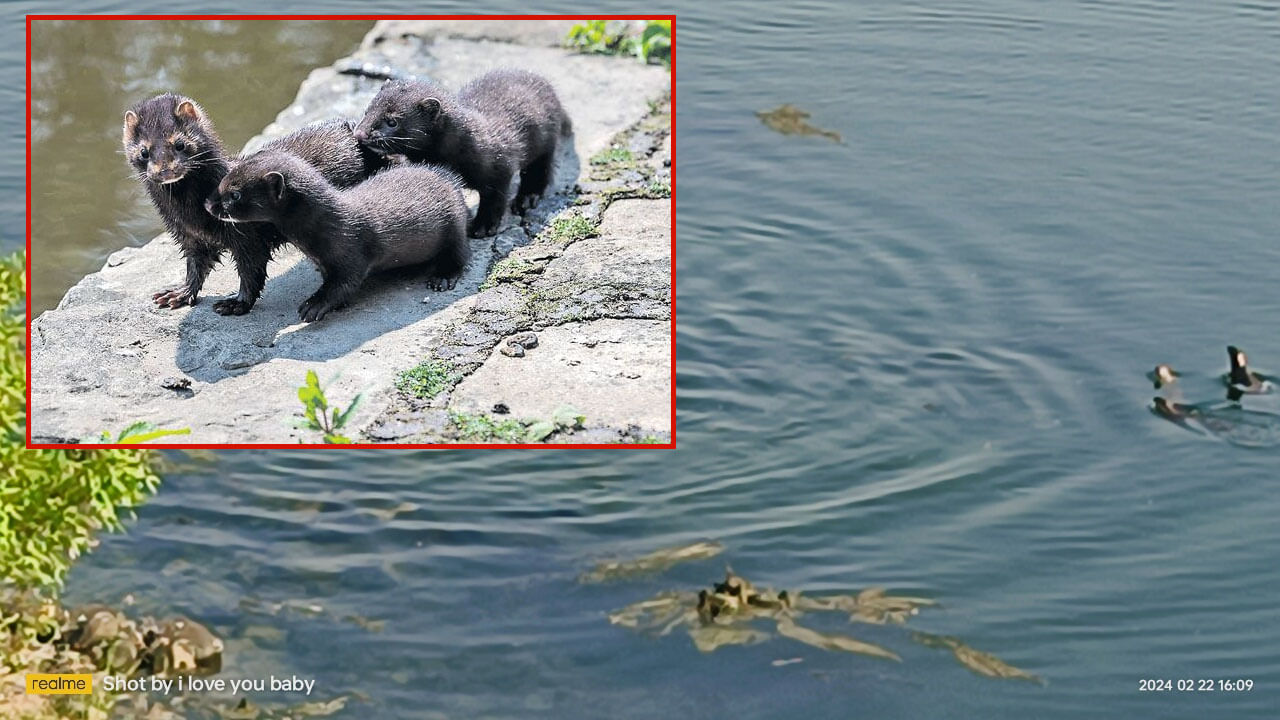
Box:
[590,146,634,167]
[90,421,191,444]
[565,19,670,65]
[448,405,585,443]
[448,410,527,443]
[395,359,458,399]
[295,369,361,444]
[524,405,586,442]
[542,213,599,245]
[638,20,671,64]
[0,252,163,592]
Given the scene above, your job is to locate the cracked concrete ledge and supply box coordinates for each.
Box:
[29,20,671,445]
[366,96,673,444]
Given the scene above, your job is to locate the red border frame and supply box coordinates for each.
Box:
[24,14,676,450]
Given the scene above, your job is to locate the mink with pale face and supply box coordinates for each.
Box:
[353,69,572,238]
[208,150,469,322]
[122,94,387,315]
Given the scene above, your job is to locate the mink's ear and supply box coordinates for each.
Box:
[122,110,139,145]
[175,99,202,124]
[264,171,286,203]
[419,97,441,120]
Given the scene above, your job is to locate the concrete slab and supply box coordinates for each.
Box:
[450,319,671,432]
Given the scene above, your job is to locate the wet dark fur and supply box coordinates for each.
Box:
[122,93,386,315]
[354,69,572,238]
[209,150,469,322]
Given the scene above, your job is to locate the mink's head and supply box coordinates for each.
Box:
[205,151,303,225]
[206,151,325,225]
[353,80,448,155]
[122,94,221,186]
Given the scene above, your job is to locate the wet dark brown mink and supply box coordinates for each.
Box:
[353,68,572,238]
[122,93,387,315]
[208,150,470,322]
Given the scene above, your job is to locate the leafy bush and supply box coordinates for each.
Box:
[565,20,671,65]
[0,252,163,591]
[295,369,361,443]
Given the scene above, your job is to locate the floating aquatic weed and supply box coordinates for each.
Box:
[580,541,725,583]
[607,590,695,630]
[799,586,938,624]
[606,565,1040,683]
[356,501,419,521]
[911,631,1043,684]
[775,617,900,661]
[756,105,843,143]
[689,624,771,653]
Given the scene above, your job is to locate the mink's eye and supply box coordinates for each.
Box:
[386,117,398,128]
[174,139,186,152]
[230,190,241,202]
[139,148,149,160]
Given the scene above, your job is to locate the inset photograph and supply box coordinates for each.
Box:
[28,18,673,446]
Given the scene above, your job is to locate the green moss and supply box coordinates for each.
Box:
[448,411,527,442]
[541,213,599,245]
[591,146,634,167]
[395,359,458,399]
[447,406,587,443]
[599,181,671,204]
[646,181,671,197]
[481,257,539,290]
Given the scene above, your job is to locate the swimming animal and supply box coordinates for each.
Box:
[1225,346,1273,394]
[1148,364,1180,390]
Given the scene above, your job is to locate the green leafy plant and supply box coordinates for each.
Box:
[0,252,164,592]
[565,19,670,65]
[295,370,361,444]
[524,405,586,442]
[638,20,671,64]
[91,421,191,444]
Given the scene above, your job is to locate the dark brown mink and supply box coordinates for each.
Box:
[122,93,387,316]
[208,150,470,322]
[353,68,572,238]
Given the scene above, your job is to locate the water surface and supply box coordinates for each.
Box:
[5,2,1278,719]
[26,18,371,311]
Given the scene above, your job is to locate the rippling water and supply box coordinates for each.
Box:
[6,1,1279,718]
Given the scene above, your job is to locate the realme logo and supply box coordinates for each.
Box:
[26,674,92,694]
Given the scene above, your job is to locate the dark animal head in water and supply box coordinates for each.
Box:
[122,94,220,186]
[353,80,448,156]
[1227,345,1253,387]
[206,150,303,225]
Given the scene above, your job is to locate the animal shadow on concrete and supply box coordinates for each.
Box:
[173,143,580,384]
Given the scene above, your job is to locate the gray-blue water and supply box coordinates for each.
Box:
[8,2,1280,718]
